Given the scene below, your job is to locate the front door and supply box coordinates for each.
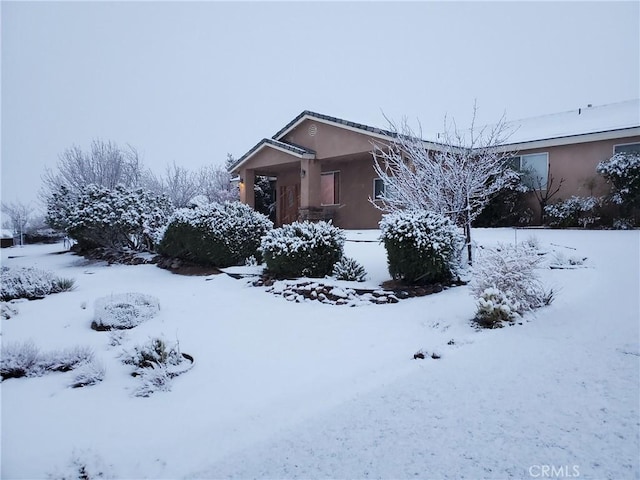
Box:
[278,184,300,226]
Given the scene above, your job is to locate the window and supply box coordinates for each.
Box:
[510,152,549,189]
[321,171,340,205]
[373,178,385,199]
[614,143,640,155]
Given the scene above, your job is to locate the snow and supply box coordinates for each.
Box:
[1,228,638,479]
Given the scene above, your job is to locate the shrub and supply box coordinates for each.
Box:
[1,341,94,380]
[1,266,75,301]
[597,152,640,215]
[471,244,553,328]
[332,257,367,282]
[92,293,160,331]
[260,221,345,278]
[379,210,464,285]
[70,360,106,388]
[47,183,174,252]
[544,196,600,228]
[158,201,272,267]
[121,336,191,396]
[0,341,41,379]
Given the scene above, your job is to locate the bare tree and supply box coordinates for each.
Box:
[531,173,564,224]
[41,139,144,199]
[198,164,239,203]
[372,104,515,263]
[1,201,33,245]
[143,162,200,208]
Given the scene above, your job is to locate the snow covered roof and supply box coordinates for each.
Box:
[1,229,14,239]
[499,99,640,147]
[231,100,640,172]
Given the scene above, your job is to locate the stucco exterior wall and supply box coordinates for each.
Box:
[281,119,385,159]
[519,135,640,199]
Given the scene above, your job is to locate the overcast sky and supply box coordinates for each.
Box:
[2,1,639,210]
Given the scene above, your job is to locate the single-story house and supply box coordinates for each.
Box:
[230,99,640,229]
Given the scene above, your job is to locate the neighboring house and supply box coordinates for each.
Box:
[1,229,15,248]
[230,100,640,229]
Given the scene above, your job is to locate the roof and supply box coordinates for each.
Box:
[499,99,640,147]
[1,229,14,239]
[272,110,398,141]
[230,137,316,173]
[230,99,640,172]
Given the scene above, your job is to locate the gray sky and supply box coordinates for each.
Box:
[2,1,639,210]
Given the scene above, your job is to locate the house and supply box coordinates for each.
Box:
[1,229,15,248]
[230,100,640,229]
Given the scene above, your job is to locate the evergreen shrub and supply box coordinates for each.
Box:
[158,201,273,267]
[260,221,345,278]
[379,210,464,285]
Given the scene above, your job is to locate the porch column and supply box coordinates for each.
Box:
[239,168,255,208]
[300,159,321,209]
[299,158,322,221]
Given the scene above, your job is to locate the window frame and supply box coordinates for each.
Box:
[613,142,640,155]
[373,178,385,200]
[509,152,549,190]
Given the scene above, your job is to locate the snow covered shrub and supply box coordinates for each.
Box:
[260,221,345,278]
[1,342,94,380]
[1,341,41,379]
[332,257,367,282]
[133,365,173,397]
[597,152,640,220]
[43,346,95,373]
[471,244,553,328]
[1,266,75,301]
[379,210,464,285]
[47,183,173,252]
[1,301,19,320]
[158,201,272,267]
[121,337,191,396]
[544,196,600,228]
[475,288,520,325]
[70,359,106,388]
[92,293,160,331]
[122,337,181,371]
[48,447,114,480]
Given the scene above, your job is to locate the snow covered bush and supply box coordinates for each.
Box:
[1,342,94,380]
[379,210,464,285]
[597,152,640,207]
[158,201,272,267]
[332,257,367,282]
[47,183,173,252]
[92,293,160,331]
[70,359,106,388]
[121,337,192,396]
[260,221,345,278]
[544,196,600,228]
[1,266,75,301]
[48,447,114,480]
[471,244,553,328]
[0,341,41,379]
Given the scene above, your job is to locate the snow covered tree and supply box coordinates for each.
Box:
[41,139,144,199]
[372,104,514,263]
[197,164,239,204]
[1,200,33,245]
[46,184,173,252]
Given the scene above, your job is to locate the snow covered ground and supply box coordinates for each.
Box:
[1,228,638,479]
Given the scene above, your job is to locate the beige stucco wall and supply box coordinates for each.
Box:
[320,154,383,229]
[281,119,385,159]
[517,135,640,223]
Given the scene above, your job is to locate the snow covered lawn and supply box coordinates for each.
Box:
[1,228,638,479]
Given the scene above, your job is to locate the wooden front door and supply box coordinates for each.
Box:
[278,184,300,226]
